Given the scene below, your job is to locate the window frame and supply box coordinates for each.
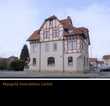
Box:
[67,36,77,50]
[45,43,50,52]
[43,30,50,39]
[53,43,57,51]
[53,29,59,38]
[68,56,73,66]
[33,58,36,65]
[47,57,55,66]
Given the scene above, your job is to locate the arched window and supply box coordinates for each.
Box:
[33,58,36,65]
[48,57,55,66]
[68,56,73,66]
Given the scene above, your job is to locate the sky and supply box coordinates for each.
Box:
[0,0,110,59]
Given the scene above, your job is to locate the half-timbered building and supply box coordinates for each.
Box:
[27,16,90,72]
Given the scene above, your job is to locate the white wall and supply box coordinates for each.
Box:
[40,40,63,72]
[80,38,89,71]
[29,42,40,71]
[64,53,84,72]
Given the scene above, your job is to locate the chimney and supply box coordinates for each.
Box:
[67,16,72,25]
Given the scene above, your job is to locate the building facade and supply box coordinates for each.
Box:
[89,58,98,71]
[27,16,90,72]
[103,55,110,68]
[89,58,104,71]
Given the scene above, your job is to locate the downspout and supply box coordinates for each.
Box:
[39,41,41,72]
[63,39,64,72]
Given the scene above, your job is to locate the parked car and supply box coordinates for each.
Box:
[100,68,110,72]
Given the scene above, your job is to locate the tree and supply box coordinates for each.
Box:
[10,59,25,71]
[20,44,30,66]
[0,61,7,70]
[0,59,8,70]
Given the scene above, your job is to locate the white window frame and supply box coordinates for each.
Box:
[68,56,73,66]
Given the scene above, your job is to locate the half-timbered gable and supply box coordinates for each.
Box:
[40,16,64,41]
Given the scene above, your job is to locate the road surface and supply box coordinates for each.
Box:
[0,70,110,78]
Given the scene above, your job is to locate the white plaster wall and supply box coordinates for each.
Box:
[64,53,83,72]
[40,40,63,72]
[104,59,110,66]
[80,39,89,71]
[29,43,40,71]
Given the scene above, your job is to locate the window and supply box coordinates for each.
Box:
[73,39,77,49]
[49,20,53,26]
[43,30,50,39]
[67,37,77,50]
[33,58,36,65]
[48,57,55,66]
[68,39,73,50]
[53,29,59,38]
[32,43,36,53]
[53,43,57,51]
[84,56,86,66]
[45,43,49,52]
[59,29,63,37]
[68,57,73,66]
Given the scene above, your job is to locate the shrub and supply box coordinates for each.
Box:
[10,59,25,71]
[0,61,8,70]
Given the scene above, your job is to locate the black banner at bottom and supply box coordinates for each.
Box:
[0,80,67,96]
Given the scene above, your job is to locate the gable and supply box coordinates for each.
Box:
[27,15,90,45]
[40,16,64,41]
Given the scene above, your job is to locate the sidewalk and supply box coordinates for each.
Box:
[0,70,109,78]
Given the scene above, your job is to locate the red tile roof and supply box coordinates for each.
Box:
[60,19,73,30]
[27,30,40,41]
[89,58,97,62]
[97,61,104,64]
[103,55,110,59]
[45,15,57,21]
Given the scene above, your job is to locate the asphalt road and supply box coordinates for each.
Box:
[0,70,110,78]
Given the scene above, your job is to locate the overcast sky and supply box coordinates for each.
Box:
[0,0,110,59]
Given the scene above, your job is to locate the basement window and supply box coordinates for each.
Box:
[68,56,73,66]
[33,58,36,65]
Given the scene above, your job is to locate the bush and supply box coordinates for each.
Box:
[0,61,8,70]
[10,59,25,71]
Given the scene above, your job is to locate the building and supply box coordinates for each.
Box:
[97,60,104,69]
[27,15,90,72]
[103,55,110,68]
[89,58,105,71]
[0,56,17,70]
[89,58,98,71]
[0,58,8,65]
[89,58,97,66]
